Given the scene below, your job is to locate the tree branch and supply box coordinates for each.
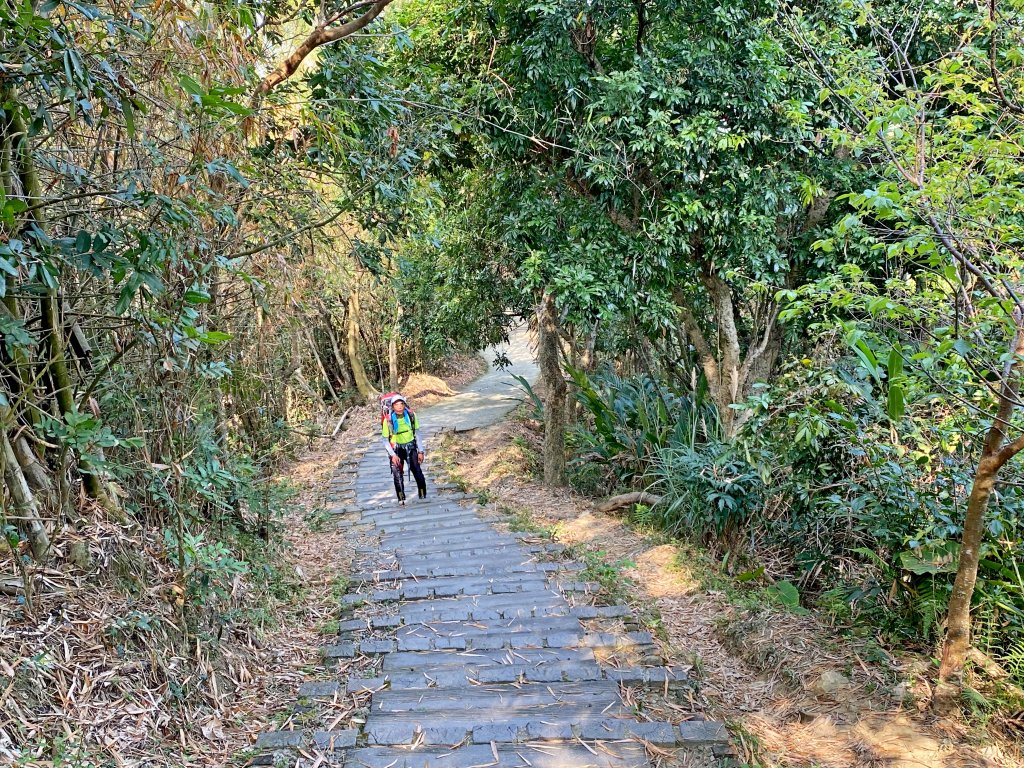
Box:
[253,0,395,101]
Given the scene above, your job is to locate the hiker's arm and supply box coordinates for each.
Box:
[415,415,425,453]
[381,423,397,457]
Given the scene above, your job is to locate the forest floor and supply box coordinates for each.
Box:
[6,348,1021,768]
[0,358,485,768]
[434,411,1024,768]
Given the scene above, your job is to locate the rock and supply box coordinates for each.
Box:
[68,540,92,570]
[810,670,851,696]
[892,682,911,703]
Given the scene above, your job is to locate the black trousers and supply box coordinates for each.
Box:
[390,441,426,500]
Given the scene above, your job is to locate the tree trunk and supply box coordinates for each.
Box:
[208,267,231,447]
[935,454,998,709]
[389,302,401,391]
[1,427,49,561]
[12,432,51,497]
[347,287,375,399]
[305,327,338,401]
[325,318,354,389]
[538,291,567,488]
[41,290,109,504]
[11,96,119,517]
[284,328,300,422]
[582,317,600,372]
[676,265,782,439]
[935,313,1024,710]
[252,1,395,100]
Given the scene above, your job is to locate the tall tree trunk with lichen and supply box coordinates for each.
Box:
[389,302,401,391]
[0,402,50,561]
[325,316,355,391]
[10,94,120,517]
[347,285,375,399]
[538,291,567,488]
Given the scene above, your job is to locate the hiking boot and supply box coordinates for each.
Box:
[418,487,426,500]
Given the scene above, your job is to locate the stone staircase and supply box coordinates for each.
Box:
[251,435,732,768]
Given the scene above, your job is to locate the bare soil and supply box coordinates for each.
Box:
[399,353,488,408]
[437,413,1024,768]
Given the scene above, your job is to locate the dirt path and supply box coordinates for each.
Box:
[418,324,538,432]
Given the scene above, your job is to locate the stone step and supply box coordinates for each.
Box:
[396,626,582,652]
[393,540,547,561]
[352,555,548,577]
[362,710,682,747]
[373,680,623,712]
[350,662,687,691]
[358,501,473,518]
[395,592,568,622]
[382,646,595,672]
[382,529,516,549]
[353,576,555,605]
[252,728,358,765]
[382,532,510,552]
[350,560,581,583]
[351,659,603,690]
[394,546,546,565]
[346,742,653,768]
[399,614,581,639]
[571,605,631,619]
[390,573,553,599]
[556,581,603,595]
[370,511,483,530]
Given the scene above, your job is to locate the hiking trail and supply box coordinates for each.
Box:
[252,327,731,767]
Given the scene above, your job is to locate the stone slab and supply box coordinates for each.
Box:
[313,728,358,750]
[678,720,730,744]
[382,646,596,672]
[254,730,304,749]
[346,743,651,768]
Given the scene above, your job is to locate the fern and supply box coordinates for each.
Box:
[1000,638,1024,684]
[909,577,947,641]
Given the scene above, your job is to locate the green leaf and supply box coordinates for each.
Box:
[121,97,136,136]
[766,580,804,612]
[198,330,232,344]
[735,566,765,583]
[887,383,905,420]
[887,348,903,379]
[180,75,204,97]
[899,543,960,575]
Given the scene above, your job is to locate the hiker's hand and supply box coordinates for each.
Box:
[418,452,424,463]
[391,455,401,467]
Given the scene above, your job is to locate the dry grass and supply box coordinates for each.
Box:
[1,355,485,768]
[438,414,1024,768]
[0,409,375,767]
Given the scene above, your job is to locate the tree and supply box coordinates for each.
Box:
[254,1,397,100]
[391,0,849,435]
[787,0,1024,706]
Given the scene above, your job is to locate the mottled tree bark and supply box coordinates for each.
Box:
[347,287,375,399]
[539,292,567,488]
[935,314,1024,710]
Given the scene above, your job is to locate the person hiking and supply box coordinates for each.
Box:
[381,394,427,505]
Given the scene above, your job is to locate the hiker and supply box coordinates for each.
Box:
[381,393,427,504]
